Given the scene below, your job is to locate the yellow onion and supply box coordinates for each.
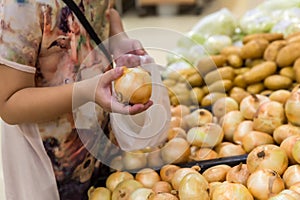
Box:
[233,120,253,145]
[148,192,178,200]
[247,169,285,200]
[178,172,209,200]
[290,182,300,194]
[151,181,173,194]
[269,89,291,105]
[160,164,181,183]
[109,156,124,171]
[167,127,186,141]
[214,142,232,153]
[239,94,270,120]
[202,165,231,183]
[181,109,213,130]
[217,143,246,158]
[122,150,147,171]
[171,167,200,190]
[212,97,239,118]
[283,165,300,188]
[252,101,286,134]
[221,110,244,142]
[186,123,224,148]
[189,148,218,161]
[226,163,250,186]
[88,187,111,200]
[269,189,300,200]
[242,131,274,153]
[292,139,300,164]
[280,135,300,164]
[246,144,288,175]
[160,138,191,164]
[273,124,300,145]
[128,188,154,200]
[112,179,143,200]
[135,168,161,189]
[106,171,134,192]
[114,66,152,104]
[212,182,254,200]
[147,148,165,169]
[171,105,190,118]
[209,182,222,199]
[285,85,300,126]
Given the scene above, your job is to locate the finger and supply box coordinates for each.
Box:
[101,67,123,86]
[128,100,153,115]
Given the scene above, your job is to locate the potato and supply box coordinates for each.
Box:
[210,55,227,68]
[247,83,265,94]
[163,79,177,88]
[245,59,265,68]
[201,92,227,107]
[260,90,273,96]
[264,75,293,90]
[276,42,300,67]
[242,33,284,44]
[287,35,300,43]
[196,56,223,76]
[241,38,269,59]
[204,66,235,85]
[186,73,204,87]
[269,90,291,104]
[279,67,296,81]
[229,87,250,104]
[293,58,300,83]
[285,32,300,40]
[220,46,242,56]
[234,67,250,75]
[233,74,247,88]
[263,40,287,61]
[243,61,277,84]
[207,80,233,93]
[227,54,243,68]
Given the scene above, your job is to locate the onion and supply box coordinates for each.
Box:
[221,110,244,142]
[218,143,246,158]
[233,120,253,145]
[229,87,250,104]
[160,138,191,164]
[246,144,288,175]
[112,179,143,200]
[171,167,200,190]
[160,164,181,183]
[239,94,270,120]
[209,182,222,199]
[283,165,300,188]
[181,109,213,130]
[212,182,254,200]
[189,148,218,161]
[252,101,286,134]
[123,150,147,171]
[167,127,186,141]
[178,173,209,200]
[114,66,152,104]
[269,189,300,200]
[285,85,300,126]
[170,116,182,129]
[290,182,300,194]
[226,163,250,186]
[269,89,291,105]
[202,165,231,183]
[292,139,300,164]
[128,188,154,200]
[171,105,190,118]
[88,187,111,200]
[280,135,300,164]
[148,192,179,200]
[109,156,124,171]
[212,97,239,118]
[247,169,285,200]
[273,124,300,145]
[152,181,173,194]
[214,142,232,153]
[135,168,161,188]
[242,131,274,153]
[106,171,134,192]
[186,123,224,148]
[147,148,165,169]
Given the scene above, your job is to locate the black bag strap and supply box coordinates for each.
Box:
[62,0,113,64]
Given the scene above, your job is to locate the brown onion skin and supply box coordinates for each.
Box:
[181,109,213,130]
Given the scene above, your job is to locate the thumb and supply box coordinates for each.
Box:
[101,67,123,86]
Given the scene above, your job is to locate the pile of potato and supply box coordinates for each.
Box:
[163,32,300,107]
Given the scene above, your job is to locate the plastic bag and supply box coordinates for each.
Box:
[110,61,171,152]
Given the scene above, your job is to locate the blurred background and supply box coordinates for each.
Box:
[0,0,264,199]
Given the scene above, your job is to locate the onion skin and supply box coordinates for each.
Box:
[112,179,143,200]
[269,189,300,200]
[88,187,112,200]
[280,135,300,164]
[211,182,254,200]
[239,94,269,120]
[233,120,253,145]
[221,111,244,142]
[247,169,285,200]
[285,86,300,126]
[218,143,246,158]
[290,182,300,194]
[161,138,191,164]
[106,171,134,192]
[226,163,250,186]
[186,123,224,148]
[202,165,231,183]
[246,144,288,175]
[114,66,152,104]
[148,192,179,200]
[252,101,286,134]
[135,168,161,188]
[128,188,154,200]
[160,164,180,183]
[283,165,300,188]
[242,131,274,153]
[171,167,200,190]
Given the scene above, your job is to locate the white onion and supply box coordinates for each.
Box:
[171,167,200,190]
[114,66,152,104]
[128,188,154,200]
[233,120,253,145]
[292,139,300,164]
[88,187,111,200]
[167,127,187,141]
[151,181,172,194]
[240,94,270,120]
[218,143,246,158]
[221,110,244,142]
[290,182,300,194]
[283,165,300,188]
[247,169,285,200]
[171,104,191,118]
[202,165,231,183]
[212,182,254,200]
[268,189,300,200]
[189,148,219,161]
[160,138,191,164]
[112,179,143,200]
[181,108,213,130]
[148,192,179,200]
[212,97,239,118]
[252,101,286,134]
[242,131,274,153]
[246,144,288,175]
[160,164,181,183]
[106,171,134,192]
[135,168,161,188]
[273,124,300,145]
[280,135,300,165]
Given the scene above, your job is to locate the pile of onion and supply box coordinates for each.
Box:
[114,66,152,104]
[239,94,269,120]
[212,182,254,200]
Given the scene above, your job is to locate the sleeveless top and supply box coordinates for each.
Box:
[0,0,111,199]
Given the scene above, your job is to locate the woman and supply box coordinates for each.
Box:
[0,0,152,199]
